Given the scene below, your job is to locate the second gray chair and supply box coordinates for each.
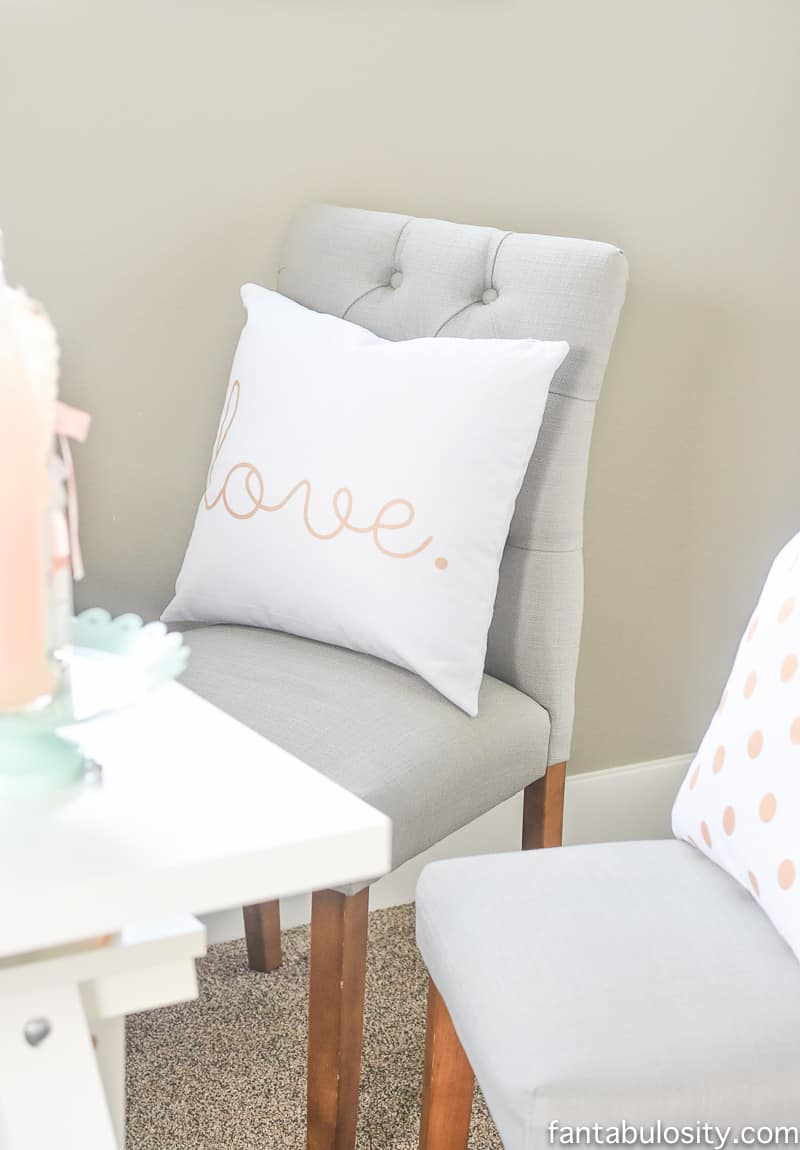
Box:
[415,840,800,1150]
[179,203,628,1150]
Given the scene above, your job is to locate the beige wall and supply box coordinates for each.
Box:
[2,0,798,773]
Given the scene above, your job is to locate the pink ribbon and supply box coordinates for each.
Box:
[55,401,91,443]
[54,402,91,580]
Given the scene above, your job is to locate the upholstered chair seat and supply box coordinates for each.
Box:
[416,842,800,1148]
[182,625,550,873]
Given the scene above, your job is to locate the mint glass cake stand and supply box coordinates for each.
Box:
[0,610,189,797]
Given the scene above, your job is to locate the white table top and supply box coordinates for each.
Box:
[0,682,391,959]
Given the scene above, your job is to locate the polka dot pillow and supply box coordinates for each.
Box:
[672,530,800,959]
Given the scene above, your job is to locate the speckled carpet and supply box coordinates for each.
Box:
[126,904,501,1149]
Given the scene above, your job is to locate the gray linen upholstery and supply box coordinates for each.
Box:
[416,842,800,1148]
[180,625,549,871]
[179,206,626,884]
[278,204,628,763]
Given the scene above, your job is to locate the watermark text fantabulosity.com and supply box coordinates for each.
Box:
[547,1122,800,1148]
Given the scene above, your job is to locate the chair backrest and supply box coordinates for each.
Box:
[277,205,627,763]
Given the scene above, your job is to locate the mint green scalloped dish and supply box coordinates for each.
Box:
[0,610,189,797]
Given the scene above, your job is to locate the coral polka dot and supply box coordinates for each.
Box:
[759,793,777,822]
[672,530,800,961]
[778,597,795,624]
[747,730,764,759]
[778,860,796,891]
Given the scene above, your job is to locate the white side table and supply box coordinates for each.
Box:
[0,683,391,1150]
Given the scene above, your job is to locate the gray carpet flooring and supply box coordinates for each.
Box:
[127,904,501,1149]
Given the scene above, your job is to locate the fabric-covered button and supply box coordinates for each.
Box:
[481,287,498,304]
[389,271,403,289]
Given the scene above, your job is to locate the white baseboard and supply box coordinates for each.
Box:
[202,753,692,945]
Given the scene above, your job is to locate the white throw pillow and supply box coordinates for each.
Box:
[163,286,568,715]
[672,529,800,958]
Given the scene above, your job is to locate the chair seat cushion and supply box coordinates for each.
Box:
[179,624,550,870]
[416,841,800,1149]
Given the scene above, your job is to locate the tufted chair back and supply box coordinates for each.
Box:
[277,205,627,763]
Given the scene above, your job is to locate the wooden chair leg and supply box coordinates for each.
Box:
[243,900,282,972]
[419,980,474,1150]
[522,760,567,850]
[307,887,369,1150]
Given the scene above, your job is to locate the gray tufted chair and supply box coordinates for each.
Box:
[179,204,627,1150]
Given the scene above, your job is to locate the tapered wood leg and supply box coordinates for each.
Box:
[419,980,474,1150]
[522,760,567,850]
[307,887,369,1150]
[243,900,282,972]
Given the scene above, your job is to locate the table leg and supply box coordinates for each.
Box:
[90,1013,126,1147]
[0,982,119,1150]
